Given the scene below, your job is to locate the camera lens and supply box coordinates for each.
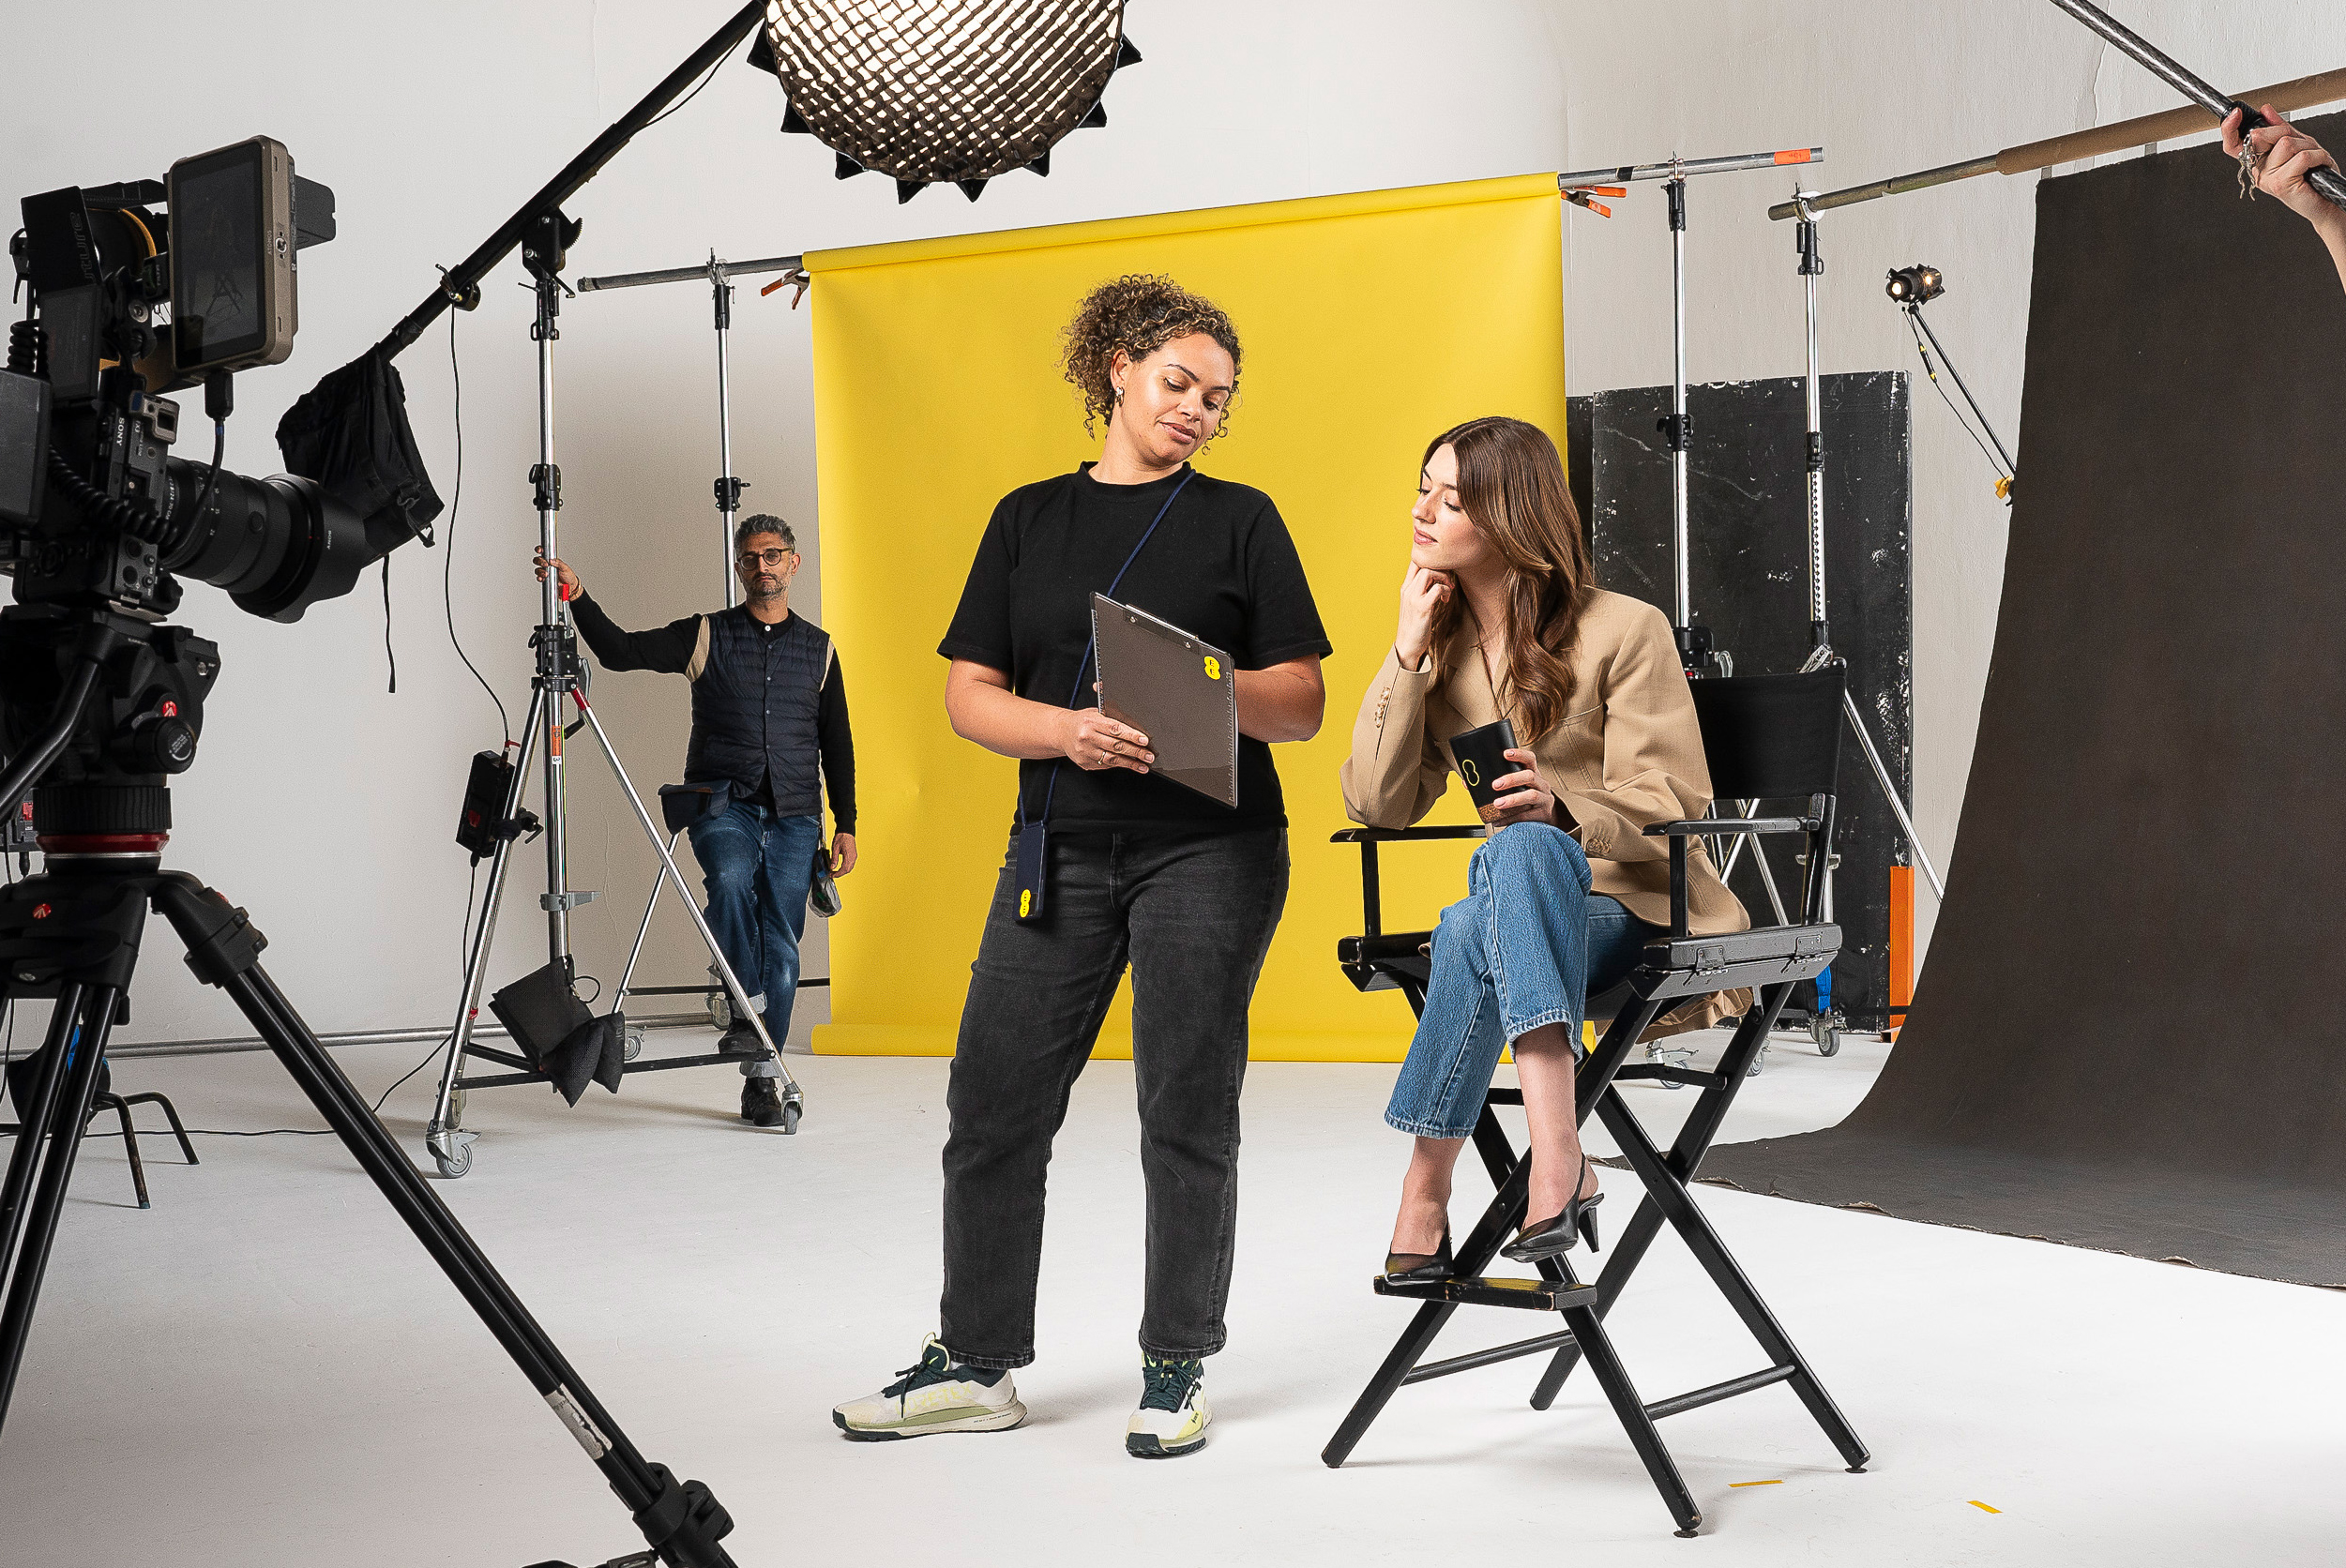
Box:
[159,460,382,623]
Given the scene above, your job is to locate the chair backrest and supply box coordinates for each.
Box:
[1688,669,1845,804]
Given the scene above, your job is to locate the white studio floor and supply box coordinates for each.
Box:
[4,1018,2343,1567]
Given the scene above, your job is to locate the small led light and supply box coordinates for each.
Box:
[1884,264,1946,306]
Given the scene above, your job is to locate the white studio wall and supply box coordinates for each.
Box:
[7,2,2341,1042]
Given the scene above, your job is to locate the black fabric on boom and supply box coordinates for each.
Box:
[275,345,443,545]
[1701,112,2346,1288]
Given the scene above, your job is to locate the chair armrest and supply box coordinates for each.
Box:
[1332,824,1487,941]
[1643,816,1811,837]
[1329,825,1490,844]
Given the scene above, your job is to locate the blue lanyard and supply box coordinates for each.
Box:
[1022,467,1197,829]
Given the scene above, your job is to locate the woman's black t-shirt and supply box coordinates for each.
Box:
[938,463,1331,833]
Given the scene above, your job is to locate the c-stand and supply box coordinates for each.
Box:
[421,219,804,1181]
[0,604,738,1567]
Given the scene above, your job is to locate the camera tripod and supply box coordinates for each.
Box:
[0,607,740,1566]
[422,216,802,1180]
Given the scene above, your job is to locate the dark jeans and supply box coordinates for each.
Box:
[685,800,821,1076]
[940,824,1290,1369]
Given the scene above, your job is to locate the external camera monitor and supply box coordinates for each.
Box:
[167,136,297,375]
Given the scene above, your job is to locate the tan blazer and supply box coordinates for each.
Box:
[1339,588,1749,1034]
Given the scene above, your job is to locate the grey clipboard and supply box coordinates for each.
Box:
[1092,593,1239,808]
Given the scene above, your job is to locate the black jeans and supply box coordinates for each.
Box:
[940,824,1290,1369]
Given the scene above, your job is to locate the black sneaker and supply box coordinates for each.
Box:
[741,1077,786,1127]
[1126,1355,1210,1457]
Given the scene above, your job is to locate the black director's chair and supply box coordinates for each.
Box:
[1322,669,1869,1537]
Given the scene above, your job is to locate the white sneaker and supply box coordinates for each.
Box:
[833,1335,1027,1441]
[1126,1356,1211,1458]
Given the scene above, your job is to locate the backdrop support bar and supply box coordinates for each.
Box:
[1562,147,1823,187]
[577,254,806,293]
[1769,64,2346,221]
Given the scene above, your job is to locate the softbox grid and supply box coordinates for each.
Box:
[764,0,1125,188]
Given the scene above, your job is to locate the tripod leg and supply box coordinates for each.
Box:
[428,686,550,1178]
[217,958,738,1566]
[1842,687,1943,899]
[611,830,676,1011]
[0,986,83,1277]
[0,985,117,1430]
[571,700,800,1105]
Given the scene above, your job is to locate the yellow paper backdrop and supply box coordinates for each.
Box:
[806,173,1565,1061]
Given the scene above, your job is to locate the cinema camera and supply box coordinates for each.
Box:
[0,136,442,834]
[0,140,743,1568]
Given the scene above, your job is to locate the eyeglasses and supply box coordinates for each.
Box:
[736,548,795,568]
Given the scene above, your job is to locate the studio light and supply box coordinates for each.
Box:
[1884,264,1945,305]
[750,0,1143,203]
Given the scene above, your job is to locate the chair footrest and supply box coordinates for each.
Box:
[1373,1274,1597,1311]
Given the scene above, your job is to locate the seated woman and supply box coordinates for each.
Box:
[1339,415,1749,1278]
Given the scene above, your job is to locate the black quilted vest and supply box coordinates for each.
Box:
[685,608,830,815]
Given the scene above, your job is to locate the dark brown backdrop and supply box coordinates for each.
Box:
[1701,112,2346,1287]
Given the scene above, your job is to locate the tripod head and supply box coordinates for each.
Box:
[0,600,216,851]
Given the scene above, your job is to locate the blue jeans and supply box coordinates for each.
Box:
[1385,823,1661,1139]
[685,800,822,1076]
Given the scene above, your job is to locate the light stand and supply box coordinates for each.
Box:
[422,226,803,1180]
[1562,144,1826,678]
[1565,145,1825,1073]
[1778,204,1949,911]
[576,252,808,606]
[1891,268,2017,498]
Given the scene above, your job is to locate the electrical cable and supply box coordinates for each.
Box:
[441,309,512,746]
[371,857,482,1113]
[381,558,398,694]
[1904,309,2012,495]
[643,51,727,130]
[185,417,226,552]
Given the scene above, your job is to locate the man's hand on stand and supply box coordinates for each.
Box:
[533,550,582,600]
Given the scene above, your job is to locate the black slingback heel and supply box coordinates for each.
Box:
[1383,1227,1455,1285]
[1502,1156,1604,1263]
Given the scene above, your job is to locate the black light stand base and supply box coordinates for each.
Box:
[0,858,740,1567]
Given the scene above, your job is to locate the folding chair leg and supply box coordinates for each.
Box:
[1559,1300,1703,1537]
[103,1096,151,1210]
[1598,1089,1869,1470]
[1530,1192,1666,1410]
[1323,1301,1458,1468]
[125,1092,200,1166]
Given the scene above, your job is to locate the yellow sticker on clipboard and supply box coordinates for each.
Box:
[1203,656,1222,681]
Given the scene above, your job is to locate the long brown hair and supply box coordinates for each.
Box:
[1422,416,1592,743]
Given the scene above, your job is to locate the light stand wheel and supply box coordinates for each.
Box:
[624,1025,644,1063]
[428,1125,477,1180]
[781,1096,803,1137]
[1812,1010,1843,1057]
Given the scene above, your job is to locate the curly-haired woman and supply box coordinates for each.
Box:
[833,276,1329,1456]
[1341,416,1748,1283]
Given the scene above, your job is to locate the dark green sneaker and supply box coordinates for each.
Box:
[1126,1355,1210,1457]
[833,1335,1026,1441]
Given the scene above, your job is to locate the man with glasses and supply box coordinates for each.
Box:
[537,516,855,1126]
